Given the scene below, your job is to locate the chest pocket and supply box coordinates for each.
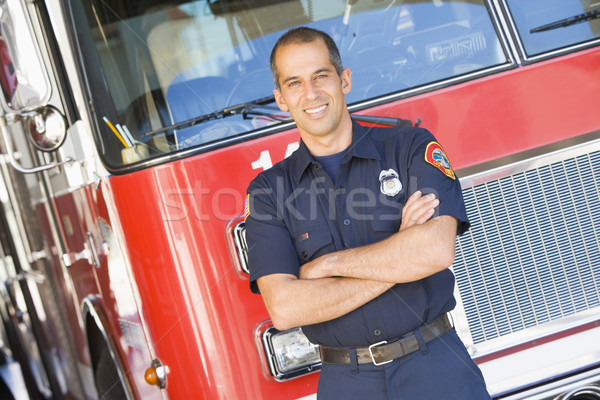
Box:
[293,226,335,264]
[370,206,401,232]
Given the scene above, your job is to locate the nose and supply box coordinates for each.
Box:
[304,80,320,101]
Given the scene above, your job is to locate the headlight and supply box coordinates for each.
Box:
[255,321,321,381]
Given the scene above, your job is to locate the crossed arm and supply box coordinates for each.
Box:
[257,191,459,331]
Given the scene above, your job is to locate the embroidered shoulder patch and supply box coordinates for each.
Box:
[425,142,455,180]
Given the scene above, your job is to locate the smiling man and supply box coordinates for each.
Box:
[245,27,491,399]
[271,36,353,155]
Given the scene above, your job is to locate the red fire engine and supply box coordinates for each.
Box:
[0,1,598,399]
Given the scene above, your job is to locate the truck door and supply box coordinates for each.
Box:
[0,0,93,398]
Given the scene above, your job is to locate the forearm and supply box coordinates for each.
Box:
[306,216,458,283]
[257,273,393,331]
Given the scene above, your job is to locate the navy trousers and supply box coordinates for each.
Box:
[317,329,491,400]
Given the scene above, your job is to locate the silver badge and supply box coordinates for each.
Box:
[379,169,402,196]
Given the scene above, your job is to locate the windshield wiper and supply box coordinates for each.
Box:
[221,95,287,120]
[141,94,421,142]
[530,8,600,33]
[351,114,417,128]
[141,95,285,138]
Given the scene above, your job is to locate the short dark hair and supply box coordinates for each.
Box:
[270,27,343,89]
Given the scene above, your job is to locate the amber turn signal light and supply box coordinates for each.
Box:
[144,359,169,389]
[144,367,159,386]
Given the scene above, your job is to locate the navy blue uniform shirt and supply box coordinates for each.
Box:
[246,121,469,348]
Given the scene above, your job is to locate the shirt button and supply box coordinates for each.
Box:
[337,186,344,193]
[343,219,351,226]
[374,329,382,336]
[301,251,308,258]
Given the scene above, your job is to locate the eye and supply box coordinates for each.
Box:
[287,80,300,88]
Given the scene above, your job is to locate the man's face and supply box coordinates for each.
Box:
[272,39,351,141]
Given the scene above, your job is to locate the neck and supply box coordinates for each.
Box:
[301,112,353,156]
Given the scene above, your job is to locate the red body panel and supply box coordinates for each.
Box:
[103,48,600,398]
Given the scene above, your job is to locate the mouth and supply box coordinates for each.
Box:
[304,104,327,115]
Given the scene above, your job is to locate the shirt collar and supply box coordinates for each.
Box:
[292,120,382,182]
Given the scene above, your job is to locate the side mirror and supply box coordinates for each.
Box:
[24,105,66,152]
[0,106,72,174]
[0,4,71,173]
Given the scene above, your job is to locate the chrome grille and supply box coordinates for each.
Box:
[454,150,600,344]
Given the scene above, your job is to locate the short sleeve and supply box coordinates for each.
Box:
[245,176,300,294]
[407,130,470,235]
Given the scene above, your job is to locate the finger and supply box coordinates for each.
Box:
[402,192,436,219]
[413,204,436,224]
[400,195,439,230]
[403,190,422,209]
[401,191,423,218]
[411,197,439,221]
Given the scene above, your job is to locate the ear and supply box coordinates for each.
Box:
[273,88,289,111]
[341,67,352,95]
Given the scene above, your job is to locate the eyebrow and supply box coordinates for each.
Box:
[281,75,300,85]
[281,67,334,85]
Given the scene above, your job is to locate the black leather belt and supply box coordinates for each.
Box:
[319,314,452,366]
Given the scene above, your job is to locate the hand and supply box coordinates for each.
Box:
[399,190,439,231]
[299,254,335,280]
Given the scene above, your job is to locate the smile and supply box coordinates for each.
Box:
[305,104,327,114]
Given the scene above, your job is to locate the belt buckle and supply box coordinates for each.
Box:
[368,340,392,366]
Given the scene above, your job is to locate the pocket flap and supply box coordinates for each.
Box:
[294,226,334,262]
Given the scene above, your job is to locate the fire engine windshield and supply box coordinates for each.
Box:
[506,0,600,57]
[68,0,507,167]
